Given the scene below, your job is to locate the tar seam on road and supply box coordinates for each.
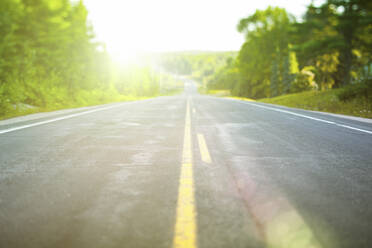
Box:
[173,98,198,248]
[197,134,212,164]
[232,100,372,135]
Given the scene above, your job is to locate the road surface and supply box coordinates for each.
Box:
[1,81,372,248]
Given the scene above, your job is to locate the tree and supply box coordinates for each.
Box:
[329,0,372,85]
[294,0,372,87]
[282,50,299,94]
[236,7,294,98]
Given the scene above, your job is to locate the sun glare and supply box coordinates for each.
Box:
[84,0,322,64]
[85,0,245,63]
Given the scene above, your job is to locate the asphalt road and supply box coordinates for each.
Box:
[1,81,372,248]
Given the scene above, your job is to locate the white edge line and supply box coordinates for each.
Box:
[336,124,372,134]
[0,100,146,135]
[226,98,372,135]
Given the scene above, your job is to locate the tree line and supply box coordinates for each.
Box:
[0,0,166,118]
[159,51,236,86]
[170,1,371,101]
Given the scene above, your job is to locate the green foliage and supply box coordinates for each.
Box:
[161,55,192,75]
[0,0,168,119]
[291,67,317,93]
[314,52,340,90]
[203,2,372,108]
[233,7,296,99]
[158,51,236,89]
[295,0,372,87]
[207,57,240,91]
[260,87,372,118]
[337,79,372,101]
[270,57,280,97]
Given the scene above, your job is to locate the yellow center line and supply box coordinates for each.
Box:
[173,98,197,248]
[197,134,212,164]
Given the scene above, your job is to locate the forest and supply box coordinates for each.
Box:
[212,1,371,101]
[158,51,236,84]
[0,0,179,119]
[161,1,371,109]
[1,0,371,119]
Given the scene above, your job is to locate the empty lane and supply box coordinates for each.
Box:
[1,85,372,248]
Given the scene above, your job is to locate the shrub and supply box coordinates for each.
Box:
[290,67,318,93]
[337,79,372,101]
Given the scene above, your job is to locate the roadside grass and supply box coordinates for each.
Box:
[0,77,186,121]
[0,82,185,121]
[0,95,151,121]
[206,89,256,101]
[226,96,256,102]
[205,88,372,119]
[0,107,42,121]
[207,89,231,97]
[259,89,372,119]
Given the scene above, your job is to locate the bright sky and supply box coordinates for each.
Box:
[84,0,323,62]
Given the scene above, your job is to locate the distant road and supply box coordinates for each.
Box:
[1,81,372,248]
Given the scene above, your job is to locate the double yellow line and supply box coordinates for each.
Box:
[173,98,197,248]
